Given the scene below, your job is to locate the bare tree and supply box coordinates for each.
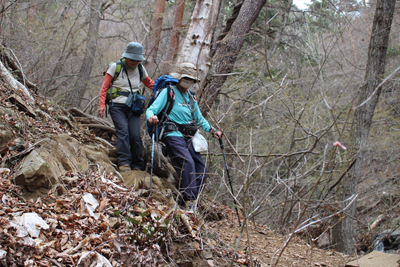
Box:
[144,0,166,75]
[65,0,111,108]
[164,0,186,73]
[198,0,267,116]
[174,0,222,93]
[333,0,396,254]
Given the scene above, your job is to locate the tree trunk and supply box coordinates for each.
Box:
[198,0,267,116]
[164,0,185,74]
[144,0,166,76]
[267,0,293,59]
[333,0,396,255]
[65,0,105,108]
[175,0,222,94]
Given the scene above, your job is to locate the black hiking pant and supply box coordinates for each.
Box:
[109,103,144,170]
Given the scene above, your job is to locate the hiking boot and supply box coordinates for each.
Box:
[119,165,131,172]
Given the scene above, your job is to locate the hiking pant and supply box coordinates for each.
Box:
[165,136,207,201]
[109,103,144,169]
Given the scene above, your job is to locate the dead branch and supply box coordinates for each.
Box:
[0,44,38,93]
[95,137,114,149]
[79,124,116,135]
[58,115,77,130]
[68,107,113,127]
[370,214,386,230]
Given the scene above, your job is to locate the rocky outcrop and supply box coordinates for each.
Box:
[0,125,14,154]
[143,138,179,188]
[14,150,56,190]
[121,170,178,208]
[345,251,400,267]
[10,132,180,206]
[14,133,115,191]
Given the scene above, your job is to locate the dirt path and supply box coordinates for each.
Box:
[205,210,354,267]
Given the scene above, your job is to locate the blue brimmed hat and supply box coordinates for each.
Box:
[122,42,146,61]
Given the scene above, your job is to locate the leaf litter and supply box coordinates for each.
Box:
[0,167,204,266]
[0,82,355,267]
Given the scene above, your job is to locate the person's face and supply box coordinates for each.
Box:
[179,77,197,89]
[126,58,140,68]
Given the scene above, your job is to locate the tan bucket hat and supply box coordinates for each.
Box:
[170,62,200,82]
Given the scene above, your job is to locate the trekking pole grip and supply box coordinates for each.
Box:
[218,138,224,150]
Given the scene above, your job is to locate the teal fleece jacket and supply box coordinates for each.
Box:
[146,86,212,138]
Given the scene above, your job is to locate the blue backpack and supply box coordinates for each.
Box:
[147,75,179,138]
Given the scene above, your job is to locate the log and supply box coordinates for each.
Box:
[0,60,34,101]
[370,214,386,230]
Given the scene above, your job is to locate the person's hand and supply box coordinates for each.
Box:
[213,131,223,139]
[148,115,159,124]
[98,107,106,118]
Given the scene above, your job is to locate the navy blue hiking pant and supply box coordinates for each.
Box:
[109,103,144,169]
[165,136,207,201]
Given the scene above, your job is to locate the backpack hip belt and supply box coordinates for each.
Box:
[159,121,179,138]
[116,91,130,97]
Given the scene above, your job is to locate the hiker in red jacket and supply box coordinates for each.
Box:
[98,42,154,172]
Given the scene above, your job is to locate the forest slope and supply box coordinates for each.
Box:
[0,62,355,266]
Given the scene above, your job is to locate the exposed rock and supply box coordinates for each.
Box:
[14,133,117,192]
[345,251,400,267]
[14,150,56,190]
[122,170,177,207]
[8,127,178,206]
[0,125,14,153]
[35,134,90,175]
[8,94,36,118]
[143,139,179,188]
[83,143,115,174]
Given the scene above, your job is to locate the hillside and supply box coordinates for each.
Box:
[0,59,358,267]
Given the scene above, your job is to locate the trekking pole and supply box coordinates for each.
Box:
[157,123,161,168]
[219,138,241,227]
[150,125,156,196]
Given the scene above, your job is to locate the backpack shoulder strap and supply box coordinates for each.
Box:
[138,63,144,81]
[188,90,196,122]
[113,61,123,82]
[135,63,144,95]
[162,85,176,120]
[107,61,123,104]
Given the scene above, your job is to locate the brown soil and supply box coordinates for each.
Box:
[204,209,355,267]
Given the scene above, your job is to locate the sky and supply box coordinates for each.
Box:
[292,0,312,9]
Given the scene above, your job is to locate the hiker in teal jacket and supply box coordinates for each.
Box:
[147,62,222,211]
